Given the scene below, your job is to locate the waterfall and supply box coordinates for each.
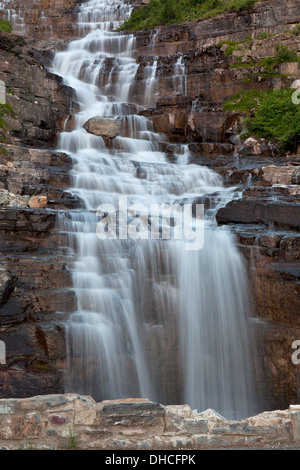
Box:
[142,28,159,109]
[173,54,187,96]
[143,58,158,109]
[52,0,259,420]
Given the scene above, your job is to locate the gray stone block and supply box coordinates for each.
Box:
[289,405,300,441]
[101,401,166,427]
[184,418,209,434]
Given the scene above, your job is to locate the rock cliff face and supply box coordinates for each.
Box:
[0,0,80,48]
[0,30,78,397]
[0,0,299,413]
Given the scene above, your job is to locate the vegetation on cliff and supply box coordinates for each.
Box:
[0,18,12,33]
[0,103,14,154]
[227,42,299,80]
[220,39,299,61]
[223,88,300,152]
[120,0,263,30]
[0,103,13,132]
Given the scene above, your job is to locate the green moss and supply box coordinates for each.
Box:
[34,364,50,371]
[274,44,299,63]
[0,18,13,33]
[284,24,300,36]
[256,31,273,39]
[230,43,299,79]
[0,103,14,117]
[218,34,253,56]
[292,24,300,35]
[223,88,300,152]
[222,89,261,113]
[0,103,14,131]
[218,40,243,56]
[119,0,263,31]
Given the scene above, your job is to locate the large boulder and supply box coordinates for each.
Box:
[261,165,297,186]
[83,116,122,146]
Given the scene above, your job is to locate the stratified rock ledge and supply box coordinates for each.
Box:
[0,394,298,450]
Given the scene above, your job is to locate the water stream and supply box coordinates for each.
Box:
[52,0,259,420]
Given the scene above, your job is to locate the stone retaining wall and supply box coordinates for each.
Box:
[0,394,300,450]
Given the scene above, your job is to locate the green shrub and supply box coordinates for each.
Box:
[222,89,261,113]
[223,88,300,152]
[247,88,300,151]
[218,40,243,56]
[255,56,281,78]
[274,44,298,63]
[292,24,300,36]
[0,103,14,132]
[257,31,274,39]
[0,18,12,33]
[250,46,299,78]
[120,0,263,31]
[161,0,177,23]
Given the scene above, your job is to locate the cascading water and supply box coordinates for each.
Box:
[52,0,260,419]
[173,54,187,96]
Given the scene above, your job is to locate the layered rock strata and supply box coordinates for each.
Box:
[0,394,299,450]
[0,0,80,48]
[0,30,77,398]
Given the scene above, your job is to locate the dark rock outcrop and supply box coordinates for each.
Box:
[0,29,77,398]
[216,198,300,231]
[0,31,74,149]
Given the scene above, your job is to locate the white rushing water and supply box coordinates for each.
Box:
[52,0,259,419]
